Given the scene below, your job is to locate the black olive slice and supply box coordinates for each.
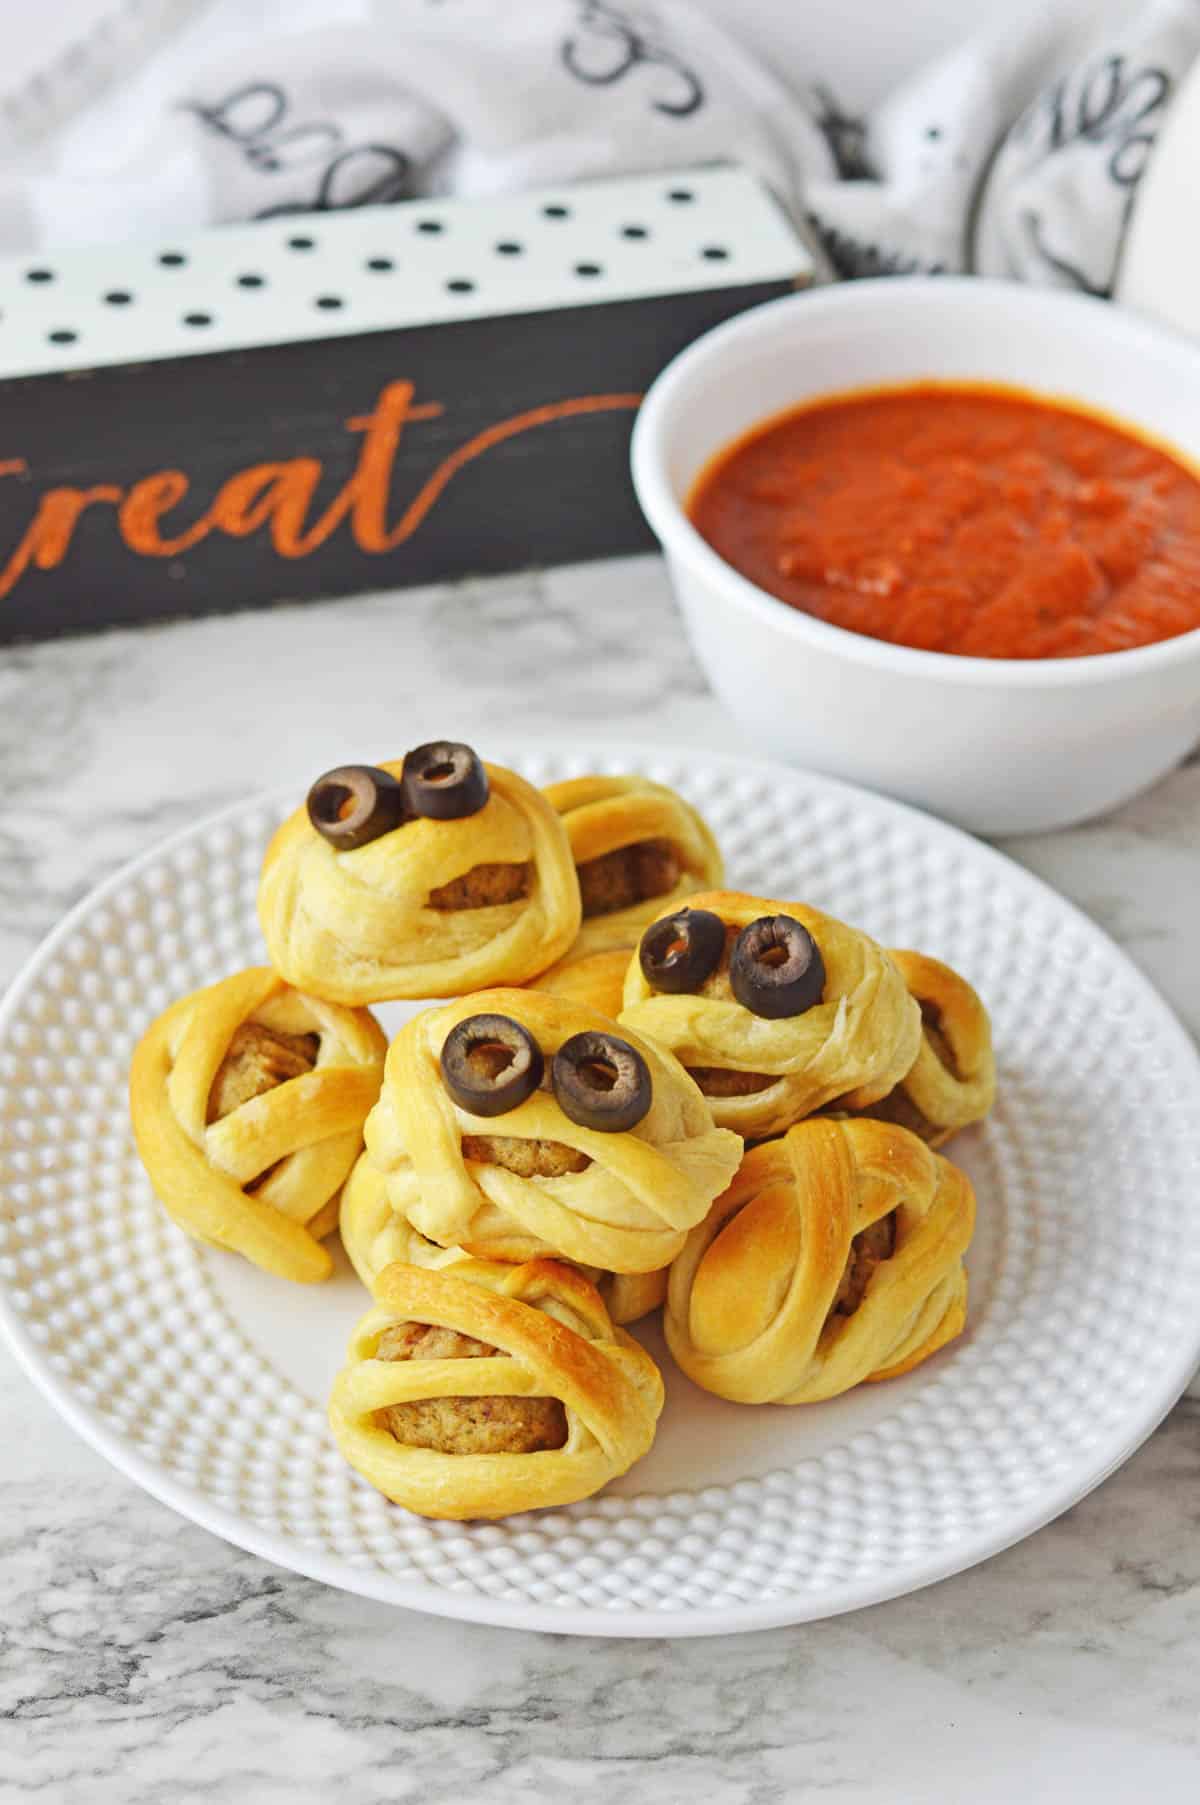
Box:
[638,907,725,993]
[729,915,826,1019]
[306,764,406,850]
[552,1031,651,1133]
[440,1014,544,1118]
[401,741,489,821]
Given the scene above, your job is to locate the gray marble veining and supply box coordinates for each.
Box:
[2,553,1199,1802]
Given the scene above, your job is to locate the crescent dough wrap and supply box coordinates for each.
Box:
[532,946,633,1020]
[340,1150,667,1325]
[328,1258,664,1518]
[258,759,581,1004]
[534,776,723,1005]
[363,987,744,1273]
[129,967,386,1282]
[848,950,996,1146]
[665,1118,976,1404]
[619,891,922,1139]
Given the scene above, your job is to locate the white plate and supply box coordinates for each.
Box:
[2,743,1199,1638]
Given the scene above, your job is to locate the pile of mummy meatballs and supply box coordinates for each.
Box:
[130,743,994,1522]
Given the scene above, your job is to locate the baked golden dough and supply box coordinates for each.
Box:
[364,987,743,1273]
[340,1150,667,1324]
[129,967,386,1282]
[341,1150,475,1283]
[532,946,632,1018]
[619,891,922,1139]
[665,1117,975,1404]
[850,950,996,1146]
[535,776,722,1002]
[596,1264,669,1327]
[328,1257,664,1518]
[258,758,581,1004]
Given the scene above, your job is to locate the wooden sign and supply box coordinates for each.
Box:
[0,169,809,641]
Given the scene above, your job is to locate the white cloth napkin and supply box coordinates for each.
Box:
[0,0,1195,301]
[1,0,837,259]
[802,11,1068,278]
[973,0,1200,293]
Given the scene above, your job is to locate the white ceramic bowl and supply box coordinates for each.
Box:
[631,277,1200,835]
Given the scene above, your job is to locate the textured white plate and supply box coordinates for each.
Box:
[2,743,1199,1638]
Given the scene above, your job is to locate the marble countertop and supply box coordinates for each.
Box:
[3,553,1199,1803]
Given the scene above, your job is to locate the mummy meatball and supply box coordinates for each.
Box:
[258,742,582,1004]
[534,774,723,1012]
[328,1258,665,1517]
[848,950,996,1146]
[619,891,922,1139]
[665,1118,976,1404]
[129,967,386,1282]
[363,987,743,1274]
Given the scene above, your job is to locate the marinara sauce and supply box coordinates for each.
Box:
[687,383,1200,659]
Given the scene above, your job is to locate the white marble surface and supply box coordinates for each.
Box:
[3,553,1199,1802]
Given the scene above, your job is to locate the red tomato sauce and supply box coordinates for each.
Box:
[686,383,1200,659]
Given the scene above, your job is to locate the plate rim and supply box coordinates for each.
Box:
[3,739,1199,1638]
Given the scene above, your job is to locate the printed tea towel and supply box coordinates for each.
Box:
[0,0,1197,298]
[973,0,1200,294]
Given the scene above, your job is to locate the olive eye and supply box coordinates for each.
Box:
[401,741,489,820]
[441,1014,544,1118]
[552,1031,651,1133]
[639,907,725,993]
[729,915,826,1019]
[307,764,406,850]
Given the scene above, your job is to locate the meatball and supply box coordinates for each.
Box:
[376,1321,493,1363]
[427,862,532,910]
[920,1002,962,1078]
[832,1214,896,1317]
[856,1086,940,1145]
[577,838,680,918]
[206,1021,318,1122]
[461,1133,591,1178]
[375,1318,568,1455]
[687,1066,775,1097]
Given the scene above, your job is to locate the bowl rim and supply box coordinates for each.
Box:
[631,274,1200,691]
